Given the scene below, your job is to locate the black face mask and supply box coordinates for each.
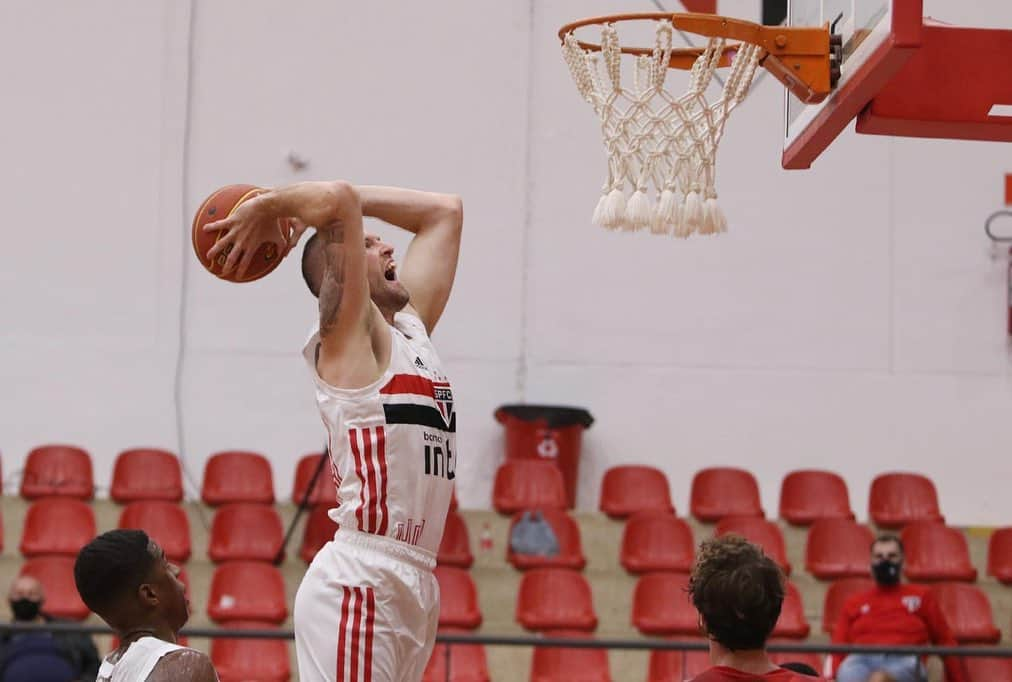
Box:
[9,598,41,621]
[872,560,902,585]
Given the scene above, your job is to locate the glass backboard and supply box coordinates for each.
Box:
[783,0,921,168]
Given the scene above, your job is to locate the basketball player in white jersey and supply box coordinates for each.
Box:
[204,181,462,682]
[74,529,218,681]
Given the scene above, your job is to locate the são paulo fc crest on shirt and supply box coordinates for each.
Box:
[433,382,454,428]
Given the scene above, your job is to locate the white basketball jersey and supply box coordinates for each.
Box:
[303,311,456,555]
[97,637,207,682]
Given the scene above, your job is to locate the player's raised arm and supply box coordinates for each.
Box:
[205,181,380,387]
[356,186,463,333]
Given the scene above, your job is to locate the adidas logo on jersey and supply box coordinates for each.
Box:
[414,357,426,369]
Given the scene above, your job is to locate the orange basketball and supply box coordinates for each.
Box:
[191,184,290,283]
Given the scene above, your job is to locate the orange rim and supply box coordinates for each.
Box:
[559,12,835,102]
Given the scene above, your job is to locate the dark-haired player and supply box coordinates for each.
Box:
[74,529,217,682]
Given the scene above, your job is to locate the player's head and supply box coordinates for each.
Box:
[688,535,785,651]
[870,534,904,585]
[74,529,189,635]
[301,231,410,313]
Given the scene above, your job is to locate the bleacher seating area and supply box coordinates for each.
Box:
[1,446,1010,681]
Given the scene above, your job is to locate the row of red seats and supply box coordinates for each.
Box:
[495,461,952,528]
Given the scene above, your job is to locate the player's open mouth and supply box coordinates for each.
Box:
[384,261,397,281]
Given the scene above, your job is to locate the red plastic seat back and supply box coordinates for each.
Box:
[119,501,192,563]
[715,517,791,574]
[300,505,338,564]
[599,466,674,518]
[530,632,611,682]
[209,503,283,563]
[291,452,338,506]
[492,460,566,514]
[822,578,875,633]
[805,518,874,580]
[690,468,763,522]
[772,582,810,639]
[21,445,93,500]
[632,573,699,636]
[20,498,95,557]
[648,649,711,682]
[961,657,1012,682]
[434,566,483,630]
[930,583,1001,644]
[868,472,943,528]
[621,512,694,574]
[439,510,474,568]
[210,620,290,682]
[423,630,490,682]
[207,561,287,624]
[111,448,183,502]
[988,527,1012,584]
[507,509,586,570]
[516,568,597,632]
[201,451,275,506]
[901,522,977,581]
[20,557,89,620]
[779,470,853,525]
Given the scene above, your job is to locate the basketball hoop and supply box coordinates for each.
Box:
[560,13,837,237]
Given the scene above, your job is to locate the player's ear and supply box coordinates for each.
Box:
[137,582,159,607]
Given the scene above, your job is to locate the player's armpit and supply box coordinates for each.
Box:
[145,649,219,682]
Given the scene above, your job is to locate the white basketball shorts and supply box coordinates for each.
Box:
[294,528,440,682]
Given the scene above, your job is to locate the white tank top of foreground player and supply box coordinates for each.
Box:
[97,637,212,682]
[303,311,456,556]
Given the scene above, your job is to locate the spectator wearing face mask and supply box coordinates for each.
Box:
[830,535,966,682]
[0,575,100,682]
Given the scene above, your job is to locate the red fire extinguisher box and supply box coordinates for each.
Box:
[494,404,594,509]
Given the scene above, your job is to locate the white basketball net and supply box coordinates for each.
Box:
[562,20,761,237]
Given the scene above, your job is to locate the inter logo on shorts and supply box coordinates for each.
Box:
[433,382,453,428]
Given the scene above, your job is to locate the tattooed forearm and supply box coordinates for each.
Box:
[318,230,346,335]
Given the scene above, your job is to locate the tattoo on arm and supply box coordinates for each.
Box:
[318,229,346,336]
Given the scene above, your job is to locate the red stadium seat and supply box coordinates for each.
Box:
[207,561,287,624]
[930,583,1001,644]
[110,448,183,503]
[690,468,763,522]
[19,557,89,620]
[805,518,874,580]
[632,573,699,636]
[450,488,459,511]
[492,460,566,514]
[620,512,694,574]
[422,630,490,682]
[715,517,791,575]
[434,566,482,630]
[868,472,943,528]
[986,527,1012,584]
[773,582,810,639]
[961,657,1012,682]
[300,505,338,564]
[291,452,338,505]
[822,578,875,634]
[599,466,674,519]
[779,470,854,525]
[516,568,597,632]
[211,621,290,682]
[119,501,191,563]
[530,632,611,682]
[901,522,977,582]
[209,503,283,563]
[201,451,275,506]
[20,444,93,500]
[438,510,474,569]
[647,648,711,682]
[20,498,95,557]
[507,509,586,570]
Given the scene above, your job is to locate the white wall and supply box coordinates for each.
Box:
[2,0,1010,524]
